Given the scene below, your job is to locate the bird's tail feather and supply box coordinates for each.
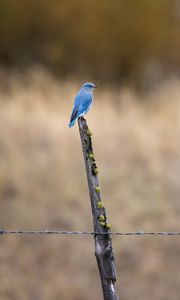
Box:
[69,106,79,128]
[68,119,76,128]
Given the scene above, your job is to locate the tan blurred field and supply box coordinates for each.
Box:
[0,68,180,300]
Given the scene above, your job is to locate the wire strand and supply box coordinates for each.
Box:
[1,229,180,236]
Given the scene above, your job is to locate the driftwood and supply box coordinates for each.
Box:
[78,117,119,300]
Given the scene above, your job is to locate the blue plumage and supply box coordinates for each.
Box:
[69,82,97,128]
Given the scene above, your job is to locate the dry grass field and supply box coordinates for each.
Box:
[0,68,180,300]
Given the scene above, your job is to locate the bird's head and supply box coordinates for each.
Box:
[81,82,97,92]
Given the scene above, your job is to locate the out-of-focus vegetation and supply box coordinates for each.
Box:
[0,1,180,299]
[0,69,180,299]
[0,0,180,82]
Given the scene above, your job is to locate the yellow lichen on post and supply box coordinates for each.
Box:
[93,168,99,175]
[105,223,112,229]
[95,186,101,193]
[86,129,93,136]
[100,221,106,226]
[97,201,104,208]
[99,215,105,222]
[89,153,95,160]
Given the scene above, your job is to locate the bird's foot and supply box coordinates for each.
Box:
[79,116,87,122]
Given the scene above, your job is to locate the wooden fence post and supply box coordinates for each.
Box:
[78,117,119,300]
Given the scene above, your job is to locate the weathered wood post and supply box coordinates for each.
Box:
[78,117,119,300]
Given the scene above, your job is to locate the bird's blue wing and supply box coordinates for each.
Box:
[73,92,92,114]
[74,91,83,106]
[78,92,92,112]
[69,92,92,127]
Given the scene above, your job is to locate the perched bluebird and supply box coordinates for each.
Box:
[69,82,97,128]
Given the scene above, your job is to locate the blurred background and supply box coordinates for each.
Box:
[0,0,180,299]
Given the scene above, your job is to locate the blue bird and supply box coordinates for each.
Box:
[69,82,97,128]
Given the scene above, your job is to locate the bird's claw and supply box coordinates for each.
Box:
[80,116,87,122]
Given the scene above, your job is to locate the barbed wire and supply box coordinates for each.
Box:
[0,229,180,236]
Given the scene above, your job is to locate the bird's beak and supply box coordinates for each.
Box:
[94,85,98,88]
